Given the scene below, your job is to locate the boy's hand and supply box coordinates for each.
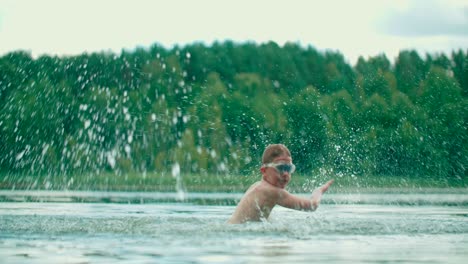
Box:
[319,179,334,192]
[310,179,334,210]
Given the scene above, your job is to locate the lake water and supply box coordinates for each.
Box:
[1,189,467,263]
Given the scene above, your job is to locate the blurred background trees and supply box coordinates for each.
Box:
[0,42,466,181]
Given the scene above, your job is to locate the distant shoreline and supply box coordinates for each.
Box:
[1,173,466,193]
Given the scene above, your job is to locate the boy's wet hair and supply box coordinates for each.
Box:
[262,144,291,164]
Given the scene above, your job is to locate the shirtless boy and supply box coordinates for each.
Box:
[228,144,334,224]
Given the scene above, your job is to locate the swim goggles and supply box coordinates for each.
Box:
[262,162,296,174]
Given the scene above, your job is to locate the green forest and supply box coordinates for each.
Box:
[0,41,467,185]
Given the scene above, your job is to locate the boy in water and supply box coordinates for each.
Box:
[228,144,334,224]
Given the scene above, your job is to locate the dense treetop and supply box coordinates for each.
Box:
[0,41,466,181]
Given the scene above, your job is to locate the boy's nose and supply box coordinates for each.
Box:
[281,171,290,179]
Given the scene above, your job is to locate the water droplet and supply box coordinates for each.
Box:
[172,163,180,178]
[106,150,116,169]
[16,150,26,161]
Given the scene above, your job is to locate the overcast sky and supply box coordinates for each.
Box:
[0,0,467,64]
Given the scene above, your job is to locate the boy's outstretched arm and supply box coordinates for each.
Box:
[277,179,334,211]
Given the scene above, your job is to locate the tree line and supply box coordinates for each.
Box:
[0,41,466,180]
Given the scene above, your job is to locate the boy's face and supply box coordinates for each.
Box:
[261,155,293,189]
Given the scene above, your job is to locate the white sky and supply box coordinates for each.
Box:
[0,0,467,64]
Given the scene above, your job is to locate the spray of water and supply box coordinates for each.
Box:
[171,162,185,201]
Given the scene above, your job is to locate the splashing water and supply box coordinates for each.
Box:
[171,162,185,201]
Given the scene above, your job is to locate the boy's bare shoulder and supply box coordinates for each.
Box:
[254,180,287,199]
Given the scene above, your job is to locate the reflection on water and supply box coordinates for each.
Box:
[0,190,467,263]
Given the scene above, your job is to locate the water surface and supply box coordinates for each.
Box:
[1,190,467,263]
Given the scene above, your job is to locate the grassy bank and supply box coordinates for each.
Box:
[1,172,466,193]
